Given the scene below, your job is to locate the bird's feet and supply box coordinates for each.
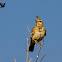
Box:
[34,40,38,44]
[34,39,44,48]
[40,41,44,48]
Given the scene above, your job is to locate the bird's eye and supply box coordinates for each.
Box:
[40,21,41,22]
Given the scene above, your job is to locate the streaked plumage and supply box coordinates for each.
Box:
[29,16,46,52]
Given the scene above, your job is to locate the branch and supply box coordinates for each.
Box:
[29,58,33,62]
[36,39,44,62]
[26,37,29,62]
[27,25,30,35]
[40,53,48,62]
[26,25,33,62]
[14,58,16,62]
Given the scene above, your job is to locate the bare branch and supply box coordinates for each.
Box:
[26,37,29,62]
[40,53,48,62]
[36,39,44,62]
[14,58,16,62]
[29,58,33,62]
[26,25,31,62]
[27,25,30,35]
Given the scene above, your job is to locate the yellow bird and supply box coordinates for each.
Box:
[29,16,46,52]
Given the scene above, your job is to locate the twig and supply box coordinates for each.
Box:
[36,39,44,62]
[26,37,29,62]
[27,25,30,35]
[26,25,31,62]
[29,58,33,62]
[40,53,48,62]
[14,58,16,62]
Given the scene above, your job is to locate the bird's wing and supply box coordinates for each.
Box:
[44,28,46,36]
[4,3,5,5]
[30,27,35,38]
[29,27,36,52]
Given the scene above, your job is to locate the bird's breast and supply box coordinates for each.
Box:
[32,32,44,41]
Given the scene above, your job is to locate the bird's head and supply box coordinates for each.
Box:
[35,16,44,27]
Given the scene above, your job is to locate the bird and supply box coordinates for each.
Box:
[29,16,46,52]
[0,3,5,8]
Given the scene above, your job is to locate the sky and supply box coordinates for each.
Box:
[0,0,62,62]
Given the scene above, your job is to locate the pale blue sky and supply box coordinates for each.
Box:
[0,0,62,62]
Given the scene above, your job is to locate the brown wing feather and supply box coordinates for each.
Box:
[29,38,35,52]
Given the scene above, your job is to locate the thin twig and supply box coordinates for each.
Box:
[26,25,31,62]
[27,25,31,35]
[36,39,44,62]
[14,58,16,62]
[26,37,29,62]
[40,53,48,62]
[29,58,33,62]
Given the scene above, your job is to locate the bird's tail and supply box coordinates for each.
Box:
[29,39,35,52]
[29,43,35,52]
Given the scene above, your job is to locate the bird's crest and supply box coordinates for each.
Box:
[35,16,42,22]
